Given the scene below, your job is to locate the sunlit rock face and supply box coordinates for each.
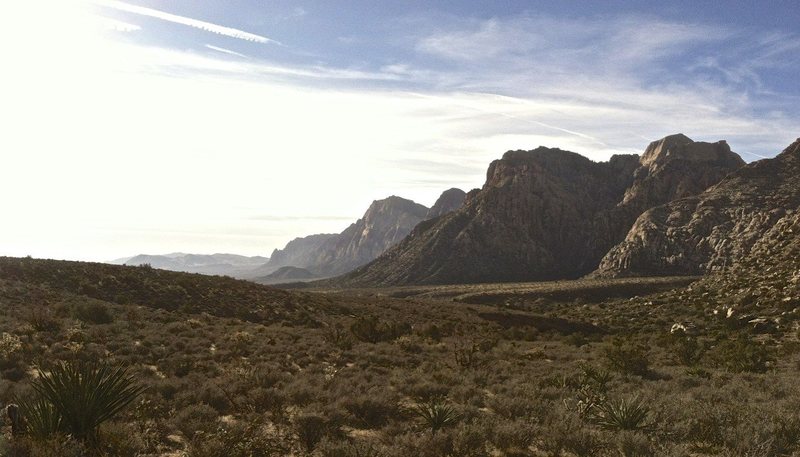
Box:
[595,138,800,278]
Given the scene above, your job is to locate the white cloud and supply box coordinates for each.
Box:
[89,0,279,44]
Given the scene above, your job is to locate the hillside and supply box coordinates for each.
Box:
[595,138,800,277]
[333,134,743,287]
[4,248,800,456]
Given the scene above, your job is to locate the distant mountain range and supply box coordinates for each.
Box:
[329,134,746,286]
[109,253,270,278]
[110,187,467,283]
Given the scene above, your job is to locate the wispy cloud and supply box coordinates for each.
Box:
[90,0,280,44]
[205,44,249,59]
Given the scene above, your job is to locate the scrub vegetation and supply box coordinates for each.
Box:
[0,256,798,456]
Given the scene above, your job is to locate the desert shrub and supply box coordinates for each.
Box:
[489,419,535,454]
[5,434,88,457]
[604,337,650,376]
[186,419,291,457]
[172,403,219,439]
[414,399,460,435]
[344,396,398,428]
[670,335,706,366]
[616,431,654,457]
[350,317,411,344]
[72,301,114,324]
[96,421,148,456]
[397,378,451,403]
[229,330,254,356]
[26,307,61,333]
[18,360,145,444]
[712,335,773,373]
[450,423,490,457]
[0,332,23,362]
[294,412,327,452]
[317,438,384,457]
[323,323,354,350]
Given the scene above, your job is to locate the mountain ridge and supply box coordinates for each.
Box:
[328,134,744,287]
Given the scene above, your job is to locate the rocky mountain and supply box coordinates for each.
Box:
[262,196,430,278]
[111,253,270,278]
[593,138,800,278]
[332,134,744,286]
[426,188,467,219]
[255,266,316,285]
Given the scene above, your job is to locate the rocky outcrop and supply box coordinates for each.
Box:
[310,196,429,276]
[426,188,466,219]
[332,134,744,286]
[594,138,800,277]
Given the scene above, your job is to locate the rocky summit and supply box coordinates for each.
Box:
[426,188,467,219]
[333,134,744,286]
[594,138,800,278]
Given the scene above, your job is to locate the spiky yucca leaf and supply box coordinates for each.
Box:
[590,396,653,432]
[30,360,145,442]
[16,396,62,440]
[414,400,461,435]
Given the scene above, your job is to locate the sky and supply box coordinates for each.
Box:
[0,0,798,262]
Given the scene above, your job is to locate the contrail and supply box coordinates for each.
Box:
[89,0,281,44]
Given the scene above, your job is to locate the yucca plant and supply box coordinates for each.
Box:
[17,396,62,440]
[25,360,145,444]
[589,396,653,432]
[414,399,461,435]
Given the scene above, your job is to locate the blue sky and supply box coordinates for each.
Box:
[0,0,798,261]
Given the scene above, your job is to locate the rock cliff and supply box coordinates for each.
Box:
[594,138,800,277]
[334,134,744,286]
